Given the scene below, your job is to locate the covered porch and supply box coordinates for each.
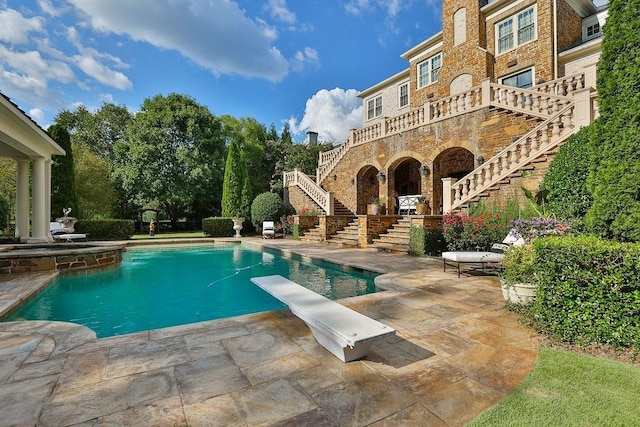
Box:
[0,94,65,243]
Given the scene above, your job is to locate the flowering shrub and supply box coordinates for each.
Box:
[297,207,321,216]
[278,214,295,234]
[443,212,512,251]
[512,217,569,243]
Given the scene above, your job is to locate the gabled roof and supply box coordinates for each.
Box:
[0,92,65,158]
[358,68,410,99]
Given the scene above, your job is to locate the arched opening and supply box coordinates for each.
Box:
[390,158,421,214]
[356,165,379,215]
[432,148,474,214]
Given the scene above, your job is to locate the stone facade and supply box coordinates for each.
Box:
[0,246,124,274]
[321,108,538,215]
[285,0,603,230]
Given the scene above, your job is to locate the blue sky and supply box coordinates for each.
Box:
[0,0,442,143]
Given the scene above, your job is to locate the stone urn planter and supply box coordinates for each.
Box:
[367,202,382,215]
[232,218,244,238]
[415,203,428,215]
[500,280,537,305]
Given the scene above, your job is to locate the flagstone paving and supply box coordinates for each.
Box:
[0,238,538,426]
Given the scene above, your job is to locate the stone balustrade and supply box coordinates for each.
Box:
[284,169,333,215]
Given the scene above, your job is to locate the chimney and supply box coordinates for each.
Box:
[306,131,318,146]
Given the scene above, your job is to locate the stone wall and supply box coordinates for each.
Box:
[319,107,539,215]
[0,246,124,274]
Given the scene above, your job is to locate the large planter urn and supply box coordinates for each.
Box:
[232,218,244,238]
[500,279,537,305]
[415,203,428,215]
[367,203,381,215]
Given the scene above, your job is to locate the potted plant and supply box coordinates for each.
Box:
[414,196,428,215]
[368,197,382,215]
[500,244,537,304]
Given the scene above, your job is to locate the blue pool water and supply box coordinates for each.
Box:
[5,244,377,337]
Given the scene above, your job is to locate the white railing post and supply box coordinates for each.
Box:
[442,177,456,214]
[481,78,492,107]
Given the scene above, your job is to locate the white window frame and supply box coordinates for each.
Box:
[582,15,601,41]
[366,95,383,121]
[417,53,442,89]
[500,67,535,89]
[495,5,537,55]
[398,82,409,108]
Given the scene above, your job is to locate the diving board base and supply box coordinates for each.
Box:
[251,275,395,362]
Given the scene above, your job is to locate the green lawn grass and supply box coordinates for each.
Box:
[469,347,640,426]
[130,231,207,239]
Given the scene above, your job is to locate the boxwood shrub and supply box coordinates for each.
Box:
[408,226,447,257]
[75,219,135,240]
[202,217,235,237]
[531,236,640,350]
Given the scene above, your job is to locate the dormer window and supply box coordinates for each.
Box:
[583,15,602,41]
[496,5,537,55]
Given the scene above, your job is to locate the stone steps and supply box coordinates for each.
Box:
[327,218,360,247]
[370,217,412,252]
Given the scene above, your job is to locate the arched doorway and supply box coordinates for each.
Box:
[356,166,379,215]
[390,158,421,214]
[432,148,474,214]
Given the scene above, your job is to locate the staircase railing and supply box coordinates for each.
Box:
[283,169,334,215]
[446,103,578,212]
[315,72,588,185]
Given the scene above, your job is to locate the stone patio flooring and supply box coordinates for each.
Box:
[0,238,538,426]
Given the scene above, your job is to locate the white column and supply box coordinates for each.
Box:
[28,157,48,243]
[441,177,456,214]
[15,159,30,241]
[45,158,52,229]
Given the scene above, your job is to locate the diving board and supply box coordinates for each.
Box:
[251,275,395,362]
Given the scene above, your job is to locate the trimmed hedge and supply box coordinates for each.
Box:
[75,219,134,240]
[251,192,284,230]
[202,217,235,237]
[531,236,640,350]
[408,227,447,257]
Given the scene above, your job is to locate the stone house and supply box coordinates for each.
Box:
[284,0,607,249]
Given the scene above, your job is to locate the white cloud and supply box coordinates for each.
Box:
[73,54,132,90]
[37,0,67,17]
[0,45,74,85]
[288,88,362,144]
[0,8,44,44]
[268,0,296,24]
[291,47,320,72]
[67,0,289,81]
[29,108,45,122]
[345,0,417,18]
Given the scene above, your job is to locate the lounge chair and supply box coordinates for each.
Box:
[262,221,276,239]
[50,222,88,242]
[441,230,524,277]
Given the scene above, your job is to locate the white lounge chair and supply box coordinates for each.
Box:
[441,230,524,277]
[262,221,276,239]
[50,222,87,242]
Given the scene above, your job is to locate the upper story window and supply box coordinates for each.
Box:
[367,95,383,120]
[583,15,602,41]
[417,53,442,89]
[399,83,409,108]
[501,68,533,89]
[496,5,536,55]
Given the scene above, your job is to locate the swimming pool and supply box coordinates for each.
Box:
[5,244,377,337]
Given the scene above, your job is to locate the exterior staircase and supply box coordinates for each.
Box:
[298,224,323,242]
[326,218,359,247]
[370,217,412,252]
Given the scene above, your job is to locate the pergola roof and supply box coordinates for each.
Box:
[0,93,65,159]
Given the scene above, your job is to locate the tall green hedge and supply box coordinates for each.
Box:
[75,219,134,240]
[585,0,640,241]
[530,236,640,350]
[202,217,234,237]
[540,127,593,227]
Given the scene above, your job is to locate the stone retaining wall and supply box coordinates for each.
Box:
[0,245,125,274]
